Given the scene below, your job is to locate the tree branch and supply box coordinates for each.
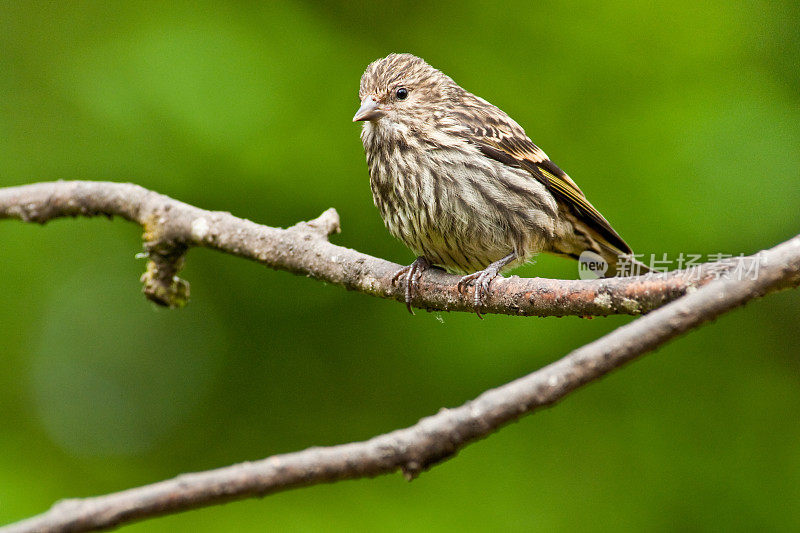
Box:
[4,232,799,533]
[0,180,776,316]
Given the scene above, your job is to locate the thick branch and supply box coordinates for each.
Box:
[4,233,799,533]
[0,180,778,316]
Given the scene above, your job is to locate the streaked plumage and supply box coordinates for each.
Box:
[354,53,643,315]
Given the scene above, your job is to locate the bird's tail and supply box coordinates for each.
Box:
[554,226,650,279]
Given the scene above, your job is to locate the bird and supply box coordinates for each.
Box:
[353,53,646,316]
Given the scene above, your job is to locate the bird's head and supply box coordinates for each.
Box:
[353,53,453,129]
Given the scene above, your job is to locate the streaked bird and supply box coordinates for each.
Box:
[353,53,645,316]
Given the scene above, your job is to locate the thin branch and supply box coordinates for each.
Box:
[0,180,774,316]
[4,233,799,533]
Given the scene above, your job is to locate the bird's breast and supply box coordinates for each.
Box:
[359,122,559,273]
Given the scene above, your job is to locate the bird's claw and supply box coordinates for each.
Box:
[458,267,501,319]
[392,257,430,315]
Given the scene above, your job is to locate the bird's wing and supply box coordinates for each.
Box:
[452,102,632,255]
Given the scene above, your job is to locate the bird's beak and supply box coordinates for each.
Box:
[353,96,384,122]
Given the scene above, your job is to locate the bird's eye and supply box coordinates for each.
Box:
[395,87,409,100]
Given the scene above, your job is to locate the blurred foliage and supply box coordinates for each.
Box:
[2,1,799,531]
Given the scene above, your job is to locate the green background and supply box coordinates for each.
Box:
[2,1,799,530]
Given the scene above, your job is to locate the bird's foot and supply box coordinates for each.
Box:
[457,253,517,319]
[457,268,501,319]
[391,256,431,315]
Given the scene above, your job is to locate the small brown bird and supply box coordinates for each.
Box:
[354,53,644,315]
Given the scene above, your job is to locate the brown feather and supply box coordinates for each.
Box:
[356,53,641,281]
[449,93,632,255]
